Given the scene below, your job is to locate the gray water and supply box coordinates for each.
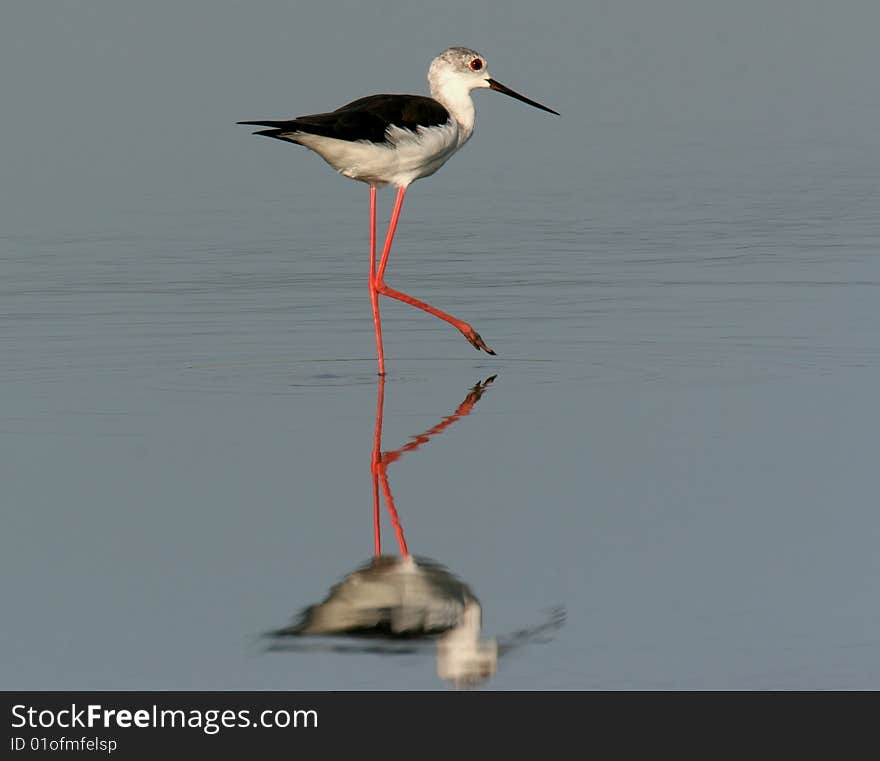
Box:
[2,1,880,689]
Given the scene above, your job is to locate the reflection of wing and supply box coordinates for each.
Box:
[265,638,432,656]
[266,607,566,657]
[269,556,476,639]
[264,605,566,690]
[496,606,567,656]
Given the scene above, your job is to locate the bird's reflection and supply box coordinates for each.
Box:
[267,375,564,688]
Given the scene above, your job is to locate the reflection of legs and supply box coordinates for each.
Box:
[379,471,409,557]
[389,375,498,461]
[370,375,496,558]
[371,375,409,557]
[371,374,384,556]
[374,186,495,356]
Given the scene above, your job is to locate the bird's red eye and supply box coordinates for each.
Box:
[469,58,483,71]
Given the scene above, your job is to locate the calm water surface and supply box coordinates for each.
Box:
[2,2,880,689]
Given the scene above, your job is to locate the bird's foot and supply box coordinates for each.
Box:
[463,328,496,355]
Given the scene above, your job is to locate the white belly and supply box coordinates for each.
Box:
[294,119,466,188]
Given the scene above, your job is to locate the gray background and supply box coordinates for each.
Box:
[2,0,879,688]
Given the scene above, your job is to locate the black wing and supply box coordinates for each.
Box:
[238,94,450,144]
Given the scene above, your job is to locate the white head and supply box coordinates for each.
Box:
[428,46,559,115]
[428,47,494,96]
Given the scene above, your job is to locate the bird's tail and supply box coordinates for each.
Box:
[237,120,306,142]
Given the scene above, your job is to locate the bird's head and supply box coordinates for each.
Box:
[429,47,559,115]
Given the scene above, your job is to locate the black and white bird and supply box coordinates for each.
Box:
[239,46,558,375]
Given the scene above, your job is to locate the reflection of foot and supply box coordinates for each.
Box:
[461,375,497,409]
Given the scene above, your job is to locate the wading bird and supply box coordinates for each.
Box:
[239,47,558,375]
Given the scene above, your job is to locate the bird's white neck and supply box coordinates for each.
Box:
[428,69,476,145]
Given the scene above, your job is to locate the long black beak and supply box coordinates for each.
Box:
[487,78,559,115]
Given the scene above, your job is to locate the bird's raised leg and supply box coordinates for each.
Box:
[368,186,386,376]
[375,186,495,356]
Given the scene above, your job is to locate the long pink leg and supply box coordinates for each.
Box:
[367,186,386,376]
[375,186,495,356]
